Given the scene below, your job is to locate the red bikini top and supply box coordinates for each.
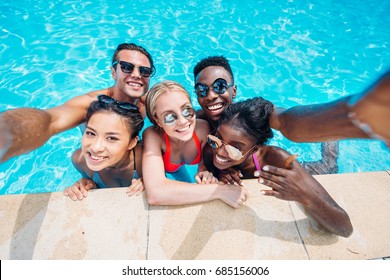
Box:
[162,132,202,173]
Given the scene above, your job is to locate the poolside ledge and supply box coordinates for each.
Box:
[0,171,389,260]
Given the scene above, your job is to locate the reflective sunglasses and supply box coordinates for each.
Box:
[158,107,196,126]
[194,78,234,97]
[97,95,139,112]
[112,60,154,78]
[207,134,255,161]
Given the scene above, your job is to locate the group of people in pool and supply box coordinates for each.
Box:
[1,43,390,238]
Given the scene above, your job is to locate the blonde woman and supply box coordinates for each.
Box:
[142,81,247,208]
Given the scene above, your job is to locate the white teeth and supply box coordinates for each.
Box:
[128,82,141,87]
[208,104,223,111]
[215,154,228,163]
[177,125,190,132]
[90,154,106,161]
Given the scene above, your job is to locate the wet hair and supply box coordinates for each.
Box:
[112,43,156,75]
[193,56,234,83]
[146,81,192,126]
[219,97,274,145]
[86,100,144,139]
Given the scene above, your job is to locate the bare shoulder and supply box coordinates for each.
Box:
[195,118,211,135]
[134,142,143,176]
[142,126,163,145]
[196,109,207,120]
[71,149,91,177]
[262,145,295,168]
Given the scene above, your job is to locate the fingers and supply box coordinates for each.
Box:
[258,175,283,192]
[63,182,87,201]
[230,170,243,186]
[195,172,218,184]
[127,178,144,196]
[221,173,236,185]
[260,189,281,198]
[201,172,214,184]
[231,185,248,209]
[220,172,243,186]
[194,174,202,184]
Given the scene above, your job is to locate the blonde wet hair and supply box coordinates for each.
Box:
[146,80,192,126]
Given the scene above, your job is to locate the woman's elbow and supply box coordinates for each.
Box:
[146,194,161,206]
[338,220,353,238]
[333,215,353,238]
[144,185,165,206]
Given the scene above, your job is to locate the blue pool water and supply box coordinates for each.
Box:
[0,0,389,195]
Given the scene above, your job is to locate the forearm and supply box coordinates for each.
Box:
[144,177,223,206]
[302,187,353,237]
[0,108,54,162]
[274,97,368,142]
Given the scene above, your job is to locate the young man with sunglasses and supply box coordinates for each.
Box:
[0,43,155,163]
[193,56,340,176]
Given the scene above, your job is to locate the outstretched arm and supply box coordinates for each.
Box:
[270,70,390,146]
[270,97,367,143]
[0,91,102,163]
[257,160,353,237]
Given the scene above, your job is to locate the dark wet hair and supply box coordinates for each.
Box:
[86,100,144,139]
[219,97,274,145]
[193,56,234,83]
[112,43,156,75]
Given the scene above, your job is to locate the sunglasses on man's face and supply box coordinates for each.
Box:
[158,107,196,126]
[207,134,255,161]
[97,95,139,112]
[112,60,154,78]
[194,78,234,98]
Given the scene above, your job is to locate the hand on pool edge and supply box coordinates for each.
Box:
[64,178,95,201]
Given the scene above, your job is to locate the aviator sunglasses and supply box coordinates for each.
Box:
[97,95,139,112]
[207,134,256,161]
[158,107,196,126]
[194,78,234,97]
[112,60,155,78]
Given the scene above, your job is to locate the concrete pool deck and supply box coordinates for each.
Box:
[0,171,389,260]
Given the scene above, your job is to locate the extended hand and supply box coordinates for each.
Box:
[348,71,390,147]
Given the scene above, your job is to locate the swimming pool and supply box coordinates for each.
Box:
[1,0,389,195]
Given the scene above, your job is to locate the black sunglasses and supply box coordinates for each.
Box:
[97,95,139,112]
[112,60,154,78]
[194,78,234,97]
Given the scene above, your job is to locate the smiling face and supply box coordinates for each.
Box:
[211,123,255,170]
[153,90,196,142]
[111,49,152,100]
[195,66,236,122]
[81,111,136,171]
